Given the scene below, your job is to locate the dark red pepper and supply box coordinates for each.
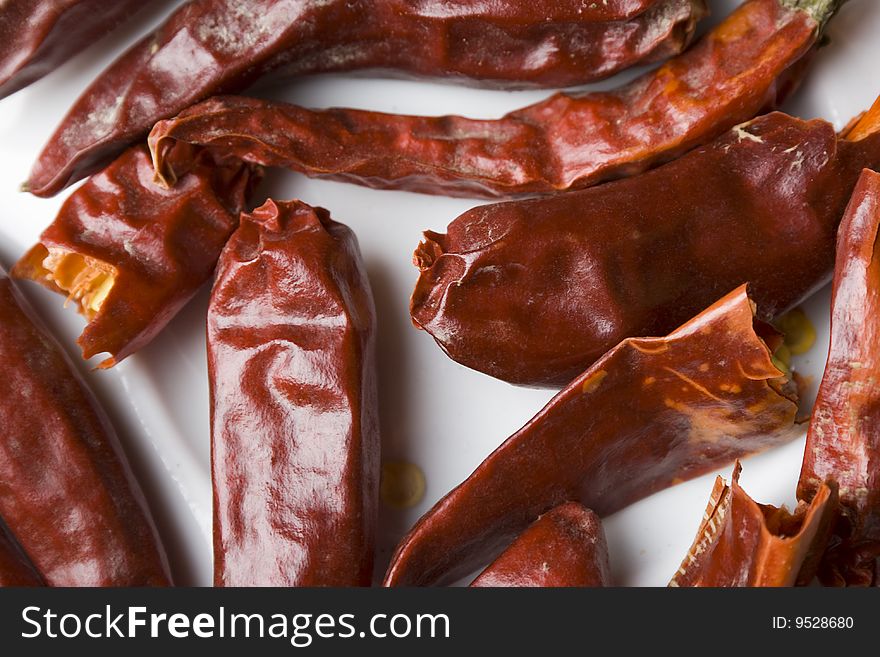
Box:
[670,463,835,587]
[210,199,379,586]
[0,521,43,587]
[27,0,706,197]
[12,144,256,367]
[0,270,170,586]
[411,107,880,387]
[0,0,149,99]
[384,286,799,586]
[148,0,835,199]
[470,503,611,587]
[798,167,880,587]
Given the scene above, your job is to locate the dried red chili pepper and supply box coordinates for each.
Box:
[0,270,170,586]
[469,502,611,587]
[797,168,880,587]
[0,521,43,587]
[384,286,800,586]
[148,0,836,199]
[27,0,705,197]
[0,0,149,99]
[210,199,379,587]
[411,107,880,387]
[669,463,834,587]
[12,144,256,368]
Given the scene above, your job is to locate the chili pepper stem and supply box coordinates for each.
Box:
[783,0,844,28]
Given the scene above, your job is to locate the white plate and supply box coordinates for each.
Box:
[1,0,878,586]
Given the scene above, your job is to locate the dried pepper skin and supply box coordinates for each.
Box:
[470,503,611,587]
[384,287,800,586]
[12,145,256,368]
[149,0,831,199]
[0,522,43,587]
[27,0,705,197]
[412,111,880,387]
[210,200,379,587]
[798,169,880,587]
[0,0,149,99]
[670,463,834,587]
[0,271,170,586]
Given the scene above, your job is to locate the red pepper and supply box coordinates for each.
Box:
[210,199,379,586]
[0,0,150,99]
[470,503,611,587]
[411,106,880,387]
[27,0,705,197]
[148,0,834,199]
[0,521,43,587]
[384,286,799,586]
[0,270,170,586]
[12,144,257,368]
[798,167,880,587]
[670,463,835,587]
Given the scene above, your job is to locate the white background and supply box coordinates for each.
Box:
[1,0,878,586]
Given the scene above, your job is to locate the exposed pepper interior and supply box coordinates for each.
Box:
[21,246,116,320]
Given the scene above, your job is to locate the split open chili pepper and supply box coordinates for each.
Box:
[411,105,880,387]
[797,167,880,587]
[12,144,256,368]
[0,270,170,586]
[0,521,43,587]
[26,0,706,197]
[148,0,836,199]
[669,463,834,587]
[0,0,149,99]
[469,502,611,587]
[384,286,800,586]
[210,199,379,587]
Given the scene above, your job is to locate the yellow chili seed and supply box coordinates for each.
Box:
[775,308,816,355]
[380,461,426,509]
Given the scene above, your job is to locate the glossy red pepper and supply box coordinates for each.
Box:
[411,107,880,387]
[0,270,170,586]
[0,521,43,587]
[384,286,799,586]
[470,503,611,587]
[670,463,834,587]
[148,0,834,199]
[0,0,149,99]
[27,0,705,197]
[210,199,379,587]
[798,168,880,587]
[12,144,256,367]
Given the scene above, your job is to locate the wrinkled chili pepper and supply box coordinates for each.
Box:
[27,0,706,197]
[0,270,170,586]
[12,144,256,367]
[411,106,880,387]
[0,0,149,99]
[669,463,834,587]
[0,521,43,587]
[798,168,880,587]
[210,199,379,587]
[469,502,610,587]
[148,0,836,199]
[384,286,800,586]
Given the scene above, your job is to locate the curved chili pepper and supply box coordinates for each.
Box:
[0,270,170,586]
[148,0,836,199]
[0,521,43,587]
[411,107,880,387]
[384,286,799,586]
[470,502,611,587]
[798,168,880,587]
[0,0,149,99]
[669,463,834,587]
[12,145,256,368]
[210,199,379,587]
[27,0,705,197]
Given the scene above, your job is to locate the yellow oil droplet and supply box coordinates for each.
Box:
[775,308,816,355]
[380,461,426,510]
